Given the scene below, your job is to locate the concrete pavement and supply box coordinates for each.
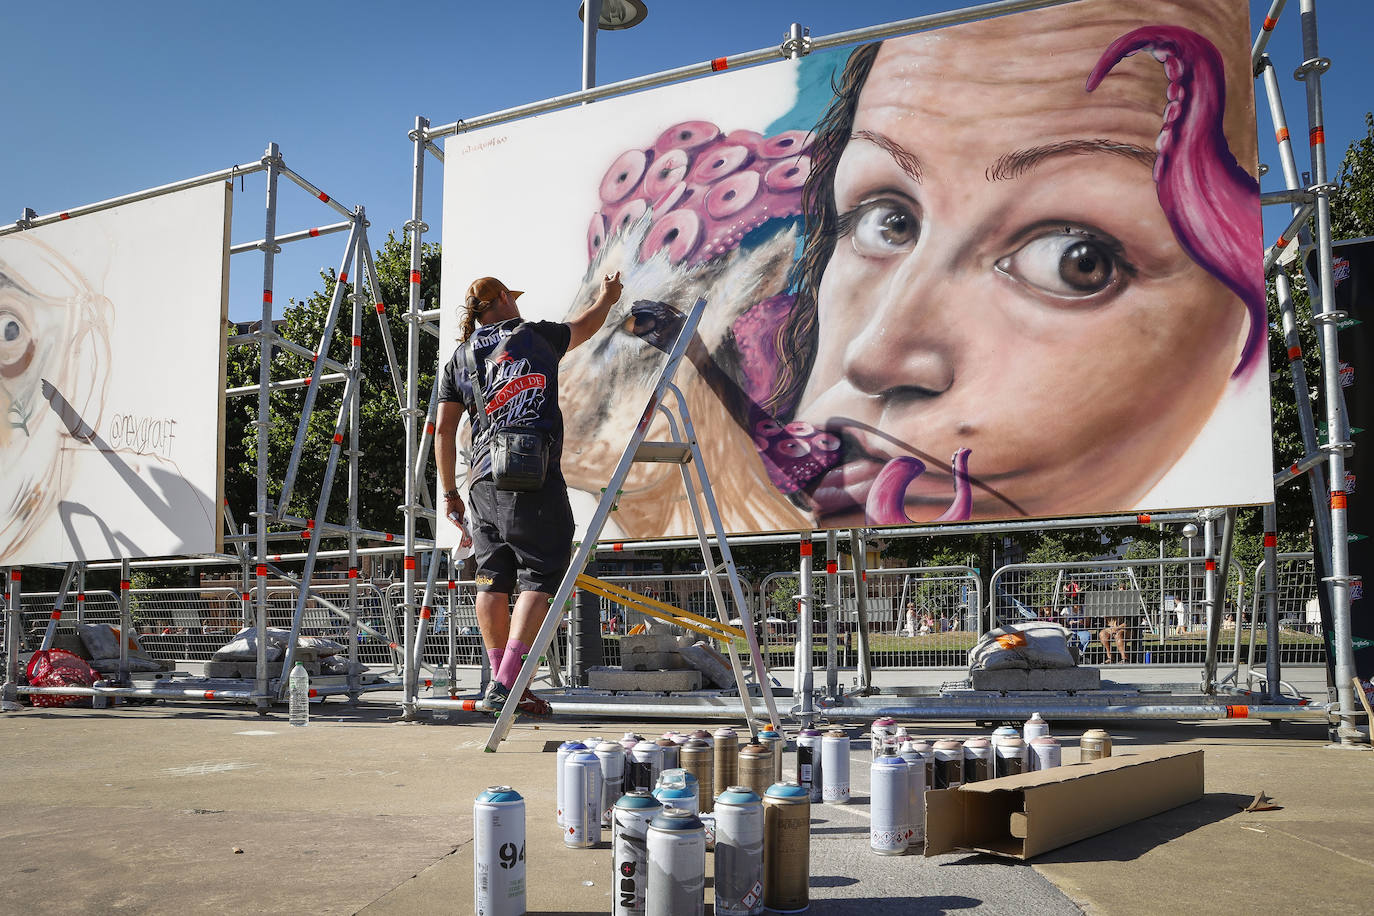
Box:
[0,698,1368,915]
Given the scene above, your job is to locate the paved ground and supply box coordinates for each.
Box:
[0,687,1369,916]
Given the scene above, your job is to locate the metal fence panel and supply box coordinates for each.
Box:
[1248,554,1326,668]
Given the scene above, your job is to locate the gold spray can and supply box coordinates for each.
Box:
[763,782,810,913]
[738,743,773,798]
[681,738,714,813]
[714,726,740,798]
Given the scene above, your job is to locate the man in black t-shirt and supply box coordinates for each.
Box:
[435,273,622,716]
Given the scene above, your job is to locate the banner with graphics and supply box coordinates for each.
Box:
[0,183,229,565]
[439,0,1270,543]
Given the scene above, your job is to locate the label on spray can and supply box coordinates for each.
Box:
[715,788,764,916]
[613,791,661,916]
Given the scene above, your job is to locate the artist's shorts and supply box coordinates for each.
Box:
[468,476,574,595]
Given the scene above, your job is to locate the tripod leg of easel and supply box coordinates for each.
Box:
[656,404,761,737]
[666,383,782,731]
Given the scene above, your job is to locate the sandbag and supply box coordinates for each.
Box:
[968,621,1078,671]
[211,627,345,663]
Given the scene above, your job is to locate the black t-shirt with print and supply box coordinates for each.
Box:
[437,318,572,481]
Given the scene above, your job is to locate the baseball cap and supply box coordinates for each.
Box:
[466,277,523,312]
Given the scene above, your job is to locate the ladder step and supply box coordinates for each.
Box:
[633,441,693,464]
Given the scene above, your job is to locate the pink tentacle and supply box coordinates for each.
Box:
[1086,25,1264,376]
[865,457,927,525]
[864,450,974,525]
[933,448,973,522]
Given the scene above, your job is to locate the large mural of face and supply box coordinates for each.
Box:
[440,0,1269,542]
[0,184,229,565]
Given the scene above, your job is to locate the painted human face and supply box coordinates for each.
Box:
[793,16,1251,527]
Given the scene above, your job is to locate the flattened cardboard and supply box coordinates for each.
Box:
[924,747,1204,860]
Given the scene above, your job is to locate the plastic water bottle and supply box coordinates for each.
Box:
[289,662,310,727]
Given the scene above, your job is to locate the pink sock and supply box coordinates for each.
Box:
[487,647,504,676]
[496,640,531,688]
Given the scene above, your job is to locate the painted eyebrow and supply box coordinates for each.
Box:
[986,139,1155,181]
[852,129,922,182]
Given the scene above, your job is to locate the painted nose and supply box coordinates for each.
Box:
[841,279,955,400]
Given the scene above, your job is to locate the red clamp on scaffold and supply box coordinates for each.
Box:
[1226,705,1249,718]
[425,421,435,436]
[385,533,395,542]
[612,543,624,552]
[348,568,359,580]
[76,593,86,602]
[1264,533,1278,548]
[9,570,20,582]
[447,579,456,590]
[263,289,273,304]
[1287,345,1302,361]
[352,335,361,348]
[308,689,318,698]
[420,606,433,620]
[1205,559,1217,572]
[49,610,62,620]
[241,593,250,602]
[256,565,268,578]
[308,227,320,238]
[332,432,343,444]
[825,562,838,575]
[375,301,386,314]
[1137,514,1152,524]
[120,580,131,591]
[409,270,422,284]
[59,212,70,220]
[317,191,330,204]
[799,541,813,558]
[339,272,348,284]
[1332,490,1349,510]
[1309,127,1326,146]
[203,691,218,700]
[404,556,416,571]
[1263,14,1278,30]
[1275,126,1290,142]
[711,57,728,71]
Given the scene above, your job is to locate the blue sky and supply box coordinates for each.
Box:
[2,0,1369,323]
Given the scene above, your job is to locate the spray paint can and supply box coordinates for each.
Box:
[893,725,910,744]
[656,737,680,771]
[653,777,698,815]
[1030,734,1062,771]
[932,739,964,790]
[994,735,1029,778]
[690,728,714,745]
[681,739,714,813]
[1079,729,1113,762]
[597,741,627,828]
[1022,712,1050,743]
[629,741,664,793]
[903,739,935,799]
[963,736,993,783]
[870,717,897,757]
[621,732,642,752]
[658,767,700,812]
[699,811,717,850]
[757,728,784,783]
[474,786,526,916]
[737,744,773,798]
[763,782,810,913]
[898,740,927,847]
[869,755,910,855]
[564,750,602,848]
[714,787,765,915]
[992,725,1020,741]
[820,729,851,804]
[645,809,706,916]
[556,740,587,828]
[713,727,739,797]
[612,790,661,916]
[796,728,823,802]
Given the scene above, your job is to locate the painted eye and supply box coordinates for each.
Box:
[0,310,33,377]
[851,200,919,256]
[620,300,685,353]
[995,230,1125,299]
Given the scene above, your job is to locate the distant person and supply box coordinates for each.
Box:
[1173,597,1188,635]
[1099,617,1129,663]
[904,601,919,637]
[919,614,934,635]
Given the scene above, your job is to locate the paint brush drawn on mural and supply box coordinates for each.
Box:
[0,184,228,565]
[441,0,1271,541]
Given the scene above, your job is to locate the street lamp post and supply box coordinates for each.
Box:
[580,0,649,93]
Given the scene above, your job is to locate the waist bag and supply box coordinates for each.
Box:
[462,343,550,492]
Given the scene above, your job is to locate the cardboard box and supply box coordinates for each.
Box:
[925,748,1204,860]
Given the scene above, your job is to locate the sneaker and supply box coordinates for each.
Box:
[516,687,552,718]
[480,679,510,715]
